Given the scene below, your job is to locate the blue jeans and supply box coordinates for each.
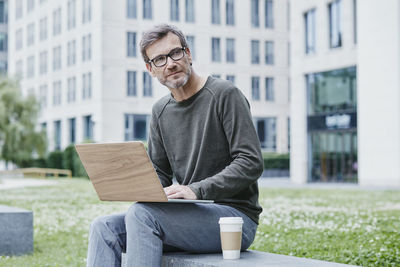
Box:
[86,203,258,267]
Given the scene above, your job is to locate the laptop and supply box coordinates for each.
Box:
[75,142,213,203]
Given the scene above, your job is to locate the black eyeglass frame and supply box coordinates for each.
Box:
[147,47,187,67]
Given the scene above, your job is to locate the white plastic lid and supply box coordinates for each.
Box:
[219,217,243,224]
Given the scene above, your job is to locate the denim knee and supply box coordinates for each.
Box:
[125,203,161,234]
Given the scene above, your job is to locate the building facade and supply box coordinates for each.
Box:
[8,0,290,154]
[0,0,7,73]
[290,0,400,186]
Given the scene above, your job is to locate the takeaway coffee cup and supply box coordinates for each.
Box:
[218,217,243,260]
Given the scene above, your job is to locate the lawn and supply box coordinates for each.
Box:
[0,178,399,266]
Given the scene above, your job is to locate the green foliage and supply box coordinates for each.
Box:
[63,145,88,178]
[46,151,64,169]
[262,152,290,169]
[0,78,47,167]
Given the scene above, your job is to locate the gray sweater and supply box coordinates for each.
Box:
[148,76,263,224]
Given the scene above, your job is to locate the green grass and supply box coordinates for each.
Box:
[0,179,399,266]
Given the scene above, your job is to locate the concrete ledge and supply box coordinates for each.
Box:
[0,205,33,256]
[122,250,357,266]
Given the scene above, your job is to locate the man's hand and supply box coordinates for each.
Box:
[164,185,197,200]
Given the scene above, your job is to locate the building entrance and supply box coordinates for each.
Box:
[310,131,357,182]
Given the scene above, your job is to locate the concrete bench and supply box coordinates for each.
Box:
[122,250,356,266]
[0,205,33,256]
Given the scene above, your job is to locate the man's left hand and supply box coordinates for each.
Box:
[164,185,197,200]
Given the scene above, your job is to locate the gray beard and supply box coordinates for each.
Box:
[163,67,192,89]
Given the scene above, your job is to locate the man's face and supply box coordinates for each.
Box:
[145,32,192,89]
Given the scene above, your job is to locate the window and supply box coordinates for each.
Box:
[52,81,62,106]
[53,8,61,36]
[27,0,34,12]
[226,75,235,84]
[0,33,7,52]
[305,9,316,54]
[16,60,23,77]
[124,114,150,141]
[353,0,357,44]
[27,55,34,78]
[265,41,274,64]
[185,0,195,22]
[82,34,92,62]
[251,40,260,64]
[53,46,61,71]
[39,51,47,74]
[39,17,48,41]
[265,0,273,28]
[226,38,235,63]
[0,61,6,73]
[251,76,260,100]
[82,0,92,23]
[16,0,23,20]
[143,0,152,19]
[211,37,221,62]
[83,115,94,140]
[67,76,76,103]
[67,40,76,66]
[16,29,23,50]
[0,0,8,23]
[329,0,342,48]
[212,74,221,78]
[170,0,179,21]
[68,118,76,144]
[27,23,34,46]
[127,0,137,18]
[143,72,152,96]
[211,0,220,24]
[127,32,136,57]
[82,72,92,100]
[127,71,137,96]
[255,117,276,150]
[39,84,47,109]
[265,77,274,101]
[251,0,259,27]
[186,35,195,60]
[226,0,234,25]
[54,120,61,150]
[68,0,76,30]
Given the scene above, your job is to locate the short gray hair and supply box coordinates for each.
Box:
[140,24,188,63]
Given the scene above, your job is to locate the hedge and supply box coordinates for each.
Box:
[262,152,290,170]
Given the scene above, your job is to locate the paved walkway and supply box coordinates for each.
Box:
[0,178,58,190]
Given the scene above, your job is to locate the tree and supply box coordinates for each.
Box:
[0,78,47,168]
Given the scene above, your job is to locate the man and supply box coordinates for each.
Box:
[87,24,263,267]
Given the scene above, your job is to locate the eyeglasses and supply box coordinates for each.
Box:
[148,47,186,67]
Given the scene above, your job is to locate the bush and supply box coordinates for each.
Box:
[262,153,290,170]
[63,145,88,178]
[46,151,64,169]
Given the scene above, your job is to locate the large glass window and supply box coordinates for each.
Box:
[53,8,61,36]
[143,0,152,19]
[82,72,92,100]
[143,72,152,96]
[67,76,76,103]
[265,77,274,101]
[82,0,92,23]
[67,0,76,30]
[16,29,22,50]
[127,0,137,18]
[265,41,274,64]
[185,0,195,22]
[54,120,61,150]
[27,55,34,78]
[305,9,316,54]
[27,23,34,46]
[251,40,260,64]
[127,71,137,96]
[67,40,76,66]
[265,0,273,28]
[226,38,235,63]
[16,0,23,20]
[53,46,61,71]
[170,0,179,21]
[68,118,76,144]
[226,75,235,84]
[186,35,195,60]
[82,34,92,61]
[226,0,234,25]
[251,76,260,100]
[0,0,8,23]
[39,51,47,74]
[251,0,259,27]
[83,115,94,141]
[52,81,62,106]
[40,17,48,41]
[0,33,7,52]
[307,66,357,115]
[329,0,342,48]
[39,84,48,109]
[211,37,221,62]
[125,114,150,141]
[127,32,136,57]
[211,0,220,24]
[255,117,276,151]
